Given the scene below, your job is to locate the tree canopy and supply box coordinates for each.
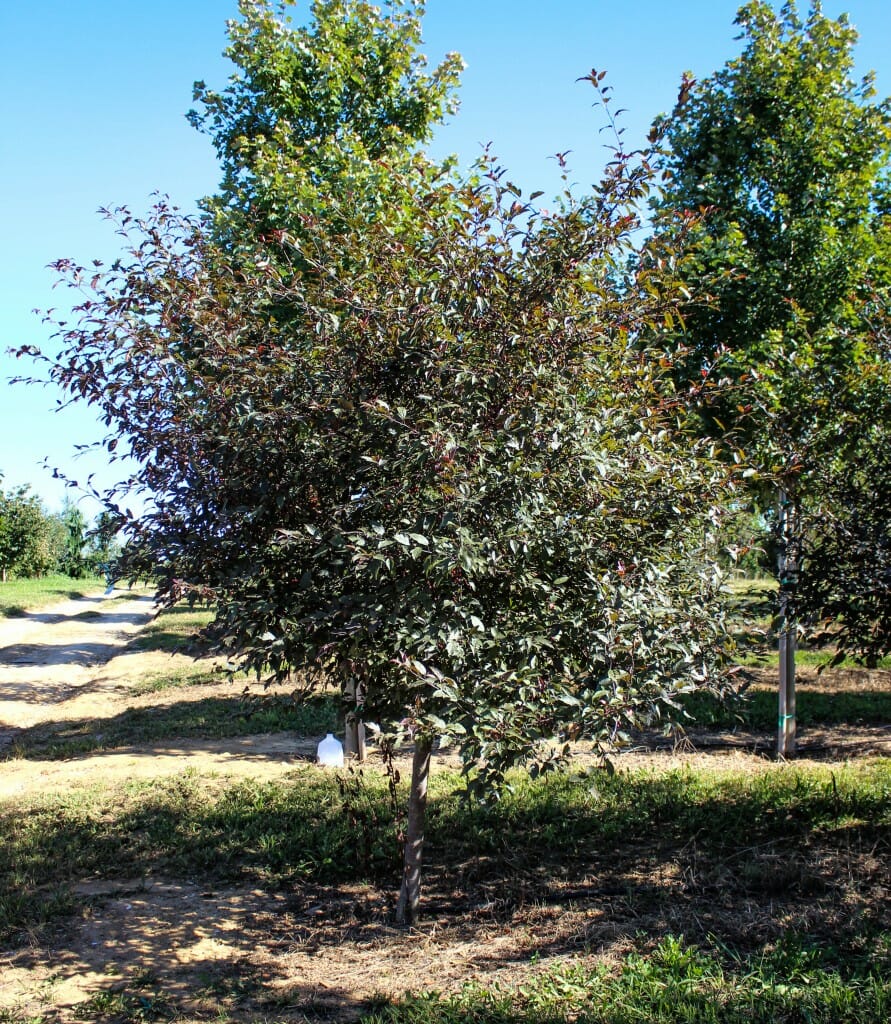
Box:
[0,481,55,582]
[654,0,891,662]
[655,1,890,391]
[189,0,463,245]
[22,0,748,921]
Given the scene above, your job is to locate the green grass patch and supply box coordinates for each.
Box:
[724,578,891,671]
[127,662,242,695]
[0,574,104,617]
[2,759,888,947]
[7,693,341,761]
[679,686,891,730]
[130,604,215,654]
[736,647,891,671]
[365,934,891,1023]
[726,576,776,604]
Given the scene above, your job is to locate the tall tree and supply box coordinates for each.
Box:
[57,499,89,579]
[189,0,463,245]
[653,1,891,739]
[654,1,890,409]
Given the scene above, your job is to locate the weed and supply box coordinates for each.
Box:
[363,934,891,1022]
[71,987,172,1022]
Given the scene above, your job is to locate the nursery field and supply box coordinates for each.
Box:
[0,587,888,1023]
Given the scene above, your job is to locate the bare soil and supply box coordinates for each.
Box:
[0,595,888,1022]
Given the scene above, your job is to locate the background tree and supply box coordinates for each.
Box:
[0,482,57,581]
[794,352,891,666]
[57,499,89,579]
[653,1,891,683]
[189,0,463,246]
[21,3,745,923]
[654,1,890,407]
[84,511,123,577]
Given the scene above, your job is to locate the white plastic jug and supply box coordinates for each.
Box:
[316,733,344,767]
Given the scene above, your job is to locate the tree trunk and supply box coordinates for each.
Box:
[395,734,432,927]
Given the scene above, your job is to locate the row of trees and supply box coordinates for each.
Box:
[15,0,891,920]
[0,479,118,582]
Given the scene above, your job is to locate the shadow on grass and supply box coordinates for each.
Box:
[678,687,891,731]
[4,694,341,760]
[3,760,889,931]
[128,604,215,655]
[365,934,891,1023]
[1,762,889,1021]
[0,587,105,619]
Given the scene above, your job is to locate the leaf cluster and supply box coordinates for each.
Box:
[190,0,463,245]
[653,1,891,661]
[654,1,891,448]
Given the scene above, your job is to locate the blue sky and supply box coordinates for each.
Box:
[2,0,890,513]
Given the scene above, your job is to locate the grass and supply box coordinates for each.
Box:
[1,759,888,944]
[679,686,891,731]
[365,935,891,1023]
[0,573,105,617]
[21,935,884,1024]
[1,578,889,1023]
[736,646,891,671]
[17,935,889,1024]
[727,578,891,670]
[127,662,236,695]
[130,604,215,654]
[6,693,341,761]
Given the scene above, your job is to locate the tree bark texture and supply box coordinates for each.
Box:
[395,734,433,926]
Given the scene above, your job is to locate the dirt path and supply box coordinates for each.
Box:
[0,590,321,798]
[0,591,157,744]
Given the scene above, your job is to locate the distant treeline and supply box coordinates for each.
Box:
[0,480,119,582]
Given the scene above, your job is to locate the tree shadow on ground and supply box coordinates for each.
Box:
[2,765,888,1022]
[2,881,376,1023]
[1,594,153,627]
[127,604,215,655]
[0,638,144,671]
[2,694,340,759]
[1,589,108,619]
[628,724,891,761]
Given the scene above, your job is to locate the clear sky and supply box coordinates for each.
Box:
[2,0,890,513]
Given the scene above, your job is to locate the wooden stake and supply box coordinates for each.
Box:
[777,490,798,758]
[344,677,366,761]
